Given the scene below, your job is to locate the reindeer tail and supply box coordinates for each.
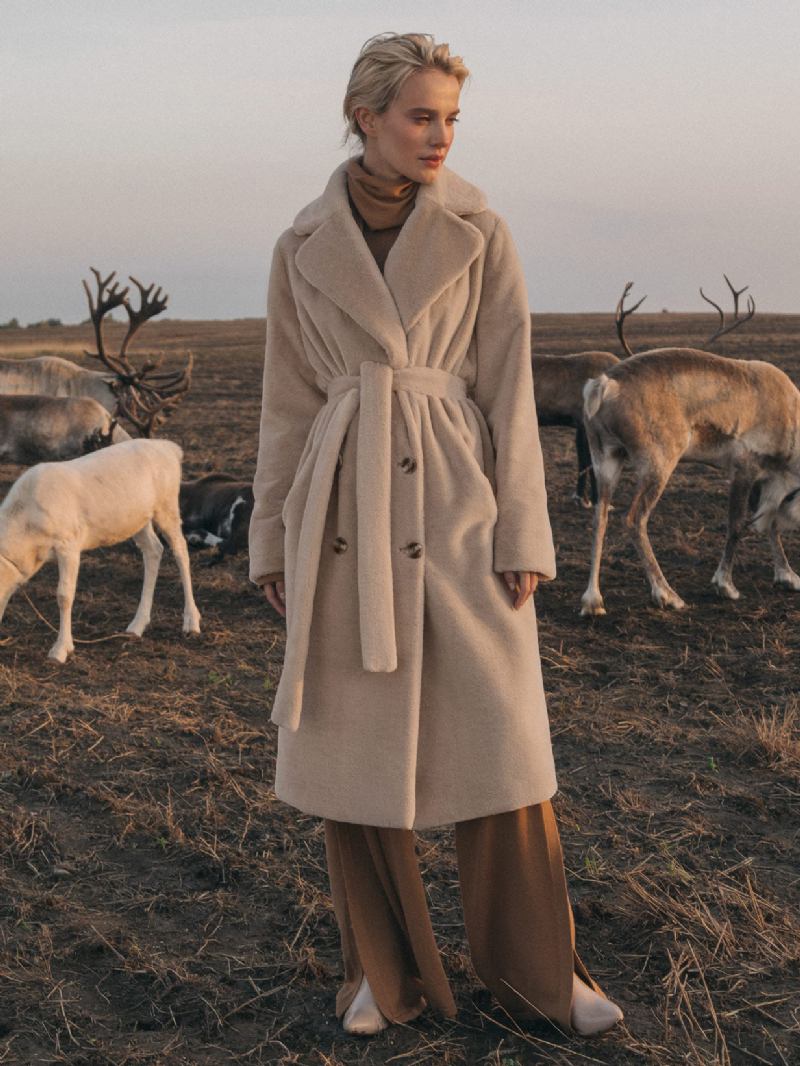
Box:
[582,373,618,421]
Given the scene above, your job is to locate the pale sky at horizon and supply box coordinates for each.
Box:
[3,0,799,324]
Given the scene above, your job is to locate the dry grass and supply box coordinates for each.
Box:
[0,312,799,1064]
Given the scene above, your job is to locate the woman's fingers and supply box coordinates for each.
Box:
[502,571,539,609]
[263,580,287,618]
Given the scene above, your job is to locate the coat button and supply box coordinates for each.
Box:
[399,456,417,472]
[332,536,348,553]
[402,542,423,558]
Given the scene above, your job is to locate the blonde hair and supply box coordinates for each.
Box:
[343,32,470,146]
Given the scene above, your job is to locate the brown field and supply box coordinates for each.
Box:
[1,313,799,1065]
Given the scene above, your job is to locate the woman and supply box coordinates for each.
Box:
[249,32,623,1038]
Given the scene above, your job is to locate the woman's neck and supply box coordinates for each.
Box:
[345,155,419,232]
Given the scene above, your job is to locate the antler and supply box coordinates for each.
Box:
[119,276,169,361]
[615,281,647,358]
[81,267,192,435]
[700,275,756,343]
[81,268,131,378]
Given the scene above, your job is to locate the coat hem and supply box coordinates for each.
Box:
[272,779,559,831]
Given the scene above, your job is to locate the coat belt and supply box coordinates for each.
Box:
[328,362,468,672]
[271,361,468,733]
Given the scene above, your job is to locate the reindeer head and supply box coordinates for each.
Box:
[748,473,800,533]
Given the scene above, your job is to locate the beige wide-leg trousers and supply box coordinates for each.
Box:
[324,800,605,1031]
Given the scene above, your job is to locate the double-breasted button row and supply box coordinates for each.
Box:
[330,537,422,558]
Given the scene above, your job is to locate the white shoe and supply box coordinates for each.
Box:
[570,974,624,1036]
[342,973,390,1035]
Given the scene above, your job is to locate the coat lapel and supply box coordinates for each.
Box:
[293,159,487,361]
[384,180,485,333]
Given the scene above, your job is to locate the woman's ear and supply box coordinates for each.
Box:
[354,106,378,139]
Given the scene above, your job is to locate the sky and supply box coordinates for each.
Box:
[2,0,799,323]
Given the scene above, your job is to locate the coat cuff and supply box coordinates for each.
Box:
[493,527,557,581]
[248,513,285,586]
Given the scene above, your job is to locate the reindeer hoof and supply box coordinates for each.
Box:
[652,589,687,610]
[47,645,72,664]
[774,568,800,591]
[183,611,202,635]
[126,622,146,638]
[580,598,606,617]
[711,577,740,600]
[573,494,593,510]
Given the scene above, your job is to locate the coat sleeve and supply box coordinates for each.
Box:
[248,235,327,586]
[471,214,557,580]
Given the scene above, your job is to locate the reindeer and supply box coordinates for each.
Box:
[0,268,193,437]
[0,395,128,465]
[0,439,201,662]
[180,474,254,563]
[577,284,799,614]
[533,279,758,510]
[0,356,118,411]
[532,350,620,506]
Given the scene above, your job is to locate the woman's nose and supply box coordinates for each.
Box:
[430,121,450,147]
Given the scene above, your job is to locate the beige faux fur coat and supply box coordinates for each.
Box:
[249,158,558,829]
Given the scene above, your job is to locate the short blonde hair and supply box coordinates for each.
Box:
[343,32,470,146]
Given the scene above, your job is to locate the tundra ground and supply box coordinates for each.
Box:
[0,313,798,1065]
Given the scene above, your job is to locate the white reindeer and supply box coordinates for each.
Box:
[0,439,201,662]
[580,347,800,615]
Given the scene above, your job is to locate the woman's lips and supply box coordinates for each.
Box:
[421,157,442,168]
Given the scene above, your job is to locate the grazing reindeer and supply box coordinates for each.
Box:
[0,356,118,412]
[0,268,193,436]
[532,351,620,506]
[0,439,201,662]
[180,474,254,563]
[580,348,800,615]
[0,395,128,465]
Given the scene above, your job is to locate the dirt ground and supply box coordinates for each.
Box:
[0,311,798,1065]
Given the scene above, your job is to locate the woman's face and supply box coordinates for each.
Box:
[356,67,461,185]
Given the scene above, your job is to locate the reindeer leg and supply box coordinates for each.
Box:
[767,520,800,590]
[626,457,686,609]
[49,548,80,663]
[580,450,623,616]
[712,468,756,599]
[127,522,164,636]
[155,504,201,635]
[0,575,19,625]
[574,423,594,509]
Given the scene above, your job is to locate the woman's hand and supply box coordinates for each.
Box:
[260,574,286,618]
[502,571,541,610]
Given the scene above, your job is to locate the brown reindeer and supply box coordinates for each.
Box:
[577,282,800,614]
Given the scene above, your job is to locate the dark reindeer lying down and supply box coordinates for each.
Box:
[179,474,254,563]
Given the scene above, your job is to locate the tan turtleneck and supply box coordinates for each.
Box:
[258,160,419,589]
[345,156,419,273]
